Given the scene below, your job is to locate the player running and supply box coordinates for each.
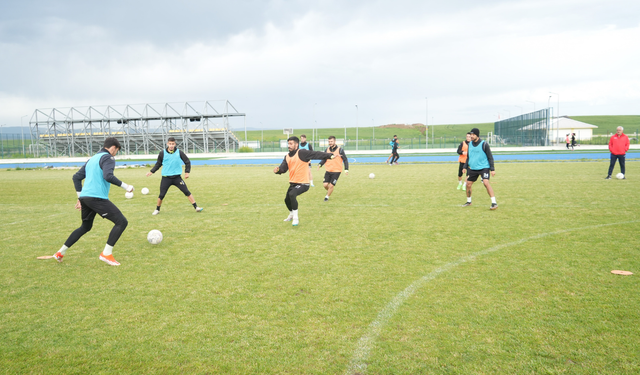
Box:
[390,135,400,165]
[52,138,134,266]
[318,136,349,202]
[462,128,498,210]
[299,134,315,187]
[146,137,203,215]
[274,136,335,226]
[456,132,471,190]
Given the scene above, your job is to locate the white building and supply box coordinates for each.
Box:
[520,116,598,143]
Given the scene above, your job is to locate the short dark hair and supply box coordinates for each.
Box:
[288,136,300,144]
[393,134,397,137]
[167,137,176,143]
[300,134,307,138]
[103,137,121,150]
[466,132,472,135]
[328,136,336,140]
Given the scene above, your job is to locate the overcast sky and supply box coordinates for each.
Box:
[1,0,639,131]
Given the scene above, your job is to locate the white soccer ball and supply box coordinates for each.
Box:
[125,191,134,199]
[141,187,149,195]
[616,173,625,180]
[147,229,163,245]
[369,173,375,179]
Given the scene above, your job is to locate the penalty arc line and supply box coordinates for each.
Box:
[344,219,640,375]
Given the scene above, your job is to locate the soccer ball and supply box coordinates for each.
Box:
[616,173,625,180]
[369,173,375,179]
[141,187,149,195]
[147,230,163,245]
[125,192,134,199]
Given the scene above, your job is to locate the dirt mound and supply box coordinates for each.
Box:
[379,123,426,135]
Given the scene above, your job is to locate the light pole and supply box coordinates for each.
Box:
[526,100,535,111]
[372,119,375,148]
[260,122,263,151]
[425,97,428,149]
[355,105,358,151]
[0,124,5,157]
[313,103,317,147]
[21,115,27,157]
[244,116,247,143]
[549,92,559,146]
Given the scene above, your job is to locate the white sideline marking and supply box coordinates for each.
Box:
[344,220,640,375]
[0,213,65,227]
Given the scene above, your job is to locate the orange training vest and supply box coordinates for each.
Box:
[458,142,468,163]
[324,147,343,172]
[286,150,309,184]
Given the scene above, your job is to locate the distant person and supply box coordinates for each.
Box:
[456,132,471,190]
[386,135,396,164]
[52,138,134,266]
[462,128,498,210]
[606,126,630,179]
[390,135,400,165]
[274,136,335,226]
[566,134,570,149]
[299,134,315,187]
[571,133,577,150]
[146,137,203,215]
[318,136,349,201]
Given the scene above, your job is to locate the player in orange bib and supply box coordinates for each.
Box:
[317,136,349,202]
[274,136,335,226]
[456,132,471,190]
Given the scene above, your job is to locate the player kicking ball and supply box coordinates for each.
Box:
[52,138,134,266]
[462,128,498,210]
[274,136,335,226]
[317,135,349,201]
[146,137,203,215]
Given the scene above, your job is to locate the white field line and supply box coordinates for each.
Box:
[0,213,65,227]
[345,220,640,375]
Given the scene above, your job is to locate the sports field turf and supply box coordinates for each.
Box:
[1,161,639,374]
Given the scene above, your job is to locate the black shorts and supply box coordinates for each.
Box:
[467,168,491,182]
[323,172,341,186]
[159,175,191,199]
[79,197,126,225]
[458,162,466,177]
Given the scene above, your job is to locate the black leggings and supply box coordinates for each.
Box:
[159,175,191,199]
[64,197,128,248]
[284,183,310,211]
[391,151,400,163]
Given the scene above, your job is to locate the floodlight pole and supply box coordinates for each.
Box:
[425,97,428,149]
[372,119,374,149]
[355,105,358,151]
[244,116,247,143]
[313,103,316,147]
[526,100,535,111]
[21,115,27,157]
[514,105,522,115]
[549,92,559,146]
[0,124,5,157]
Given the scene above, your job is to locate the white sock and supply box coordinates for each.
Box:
[103,244,114,256]
[292,209,299,219]
[310,180,314,184]
[325,195,329,199]
[491,197,497,204]
[458,181,462,185]
[467,197,472,203]
[58,245,68,255]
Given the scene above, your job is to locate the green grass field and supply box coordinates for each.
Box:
[1,161,639,374]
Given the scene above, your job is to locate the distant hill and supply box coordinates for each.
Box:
[569,115,640,135]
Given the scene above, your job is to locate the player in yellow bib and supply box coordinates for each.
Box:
[317,136,349,201]
[274,136,335,226]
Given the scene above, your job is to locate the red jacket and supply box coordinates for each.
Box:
[609,133,630,155]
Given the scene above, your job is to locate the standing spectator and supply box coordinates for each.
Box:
[606,126,630,179]
[565,134,570,149]
[571,133,577,150]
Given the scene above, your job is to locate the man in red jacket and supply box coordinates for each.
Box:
[606,126,630,179]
